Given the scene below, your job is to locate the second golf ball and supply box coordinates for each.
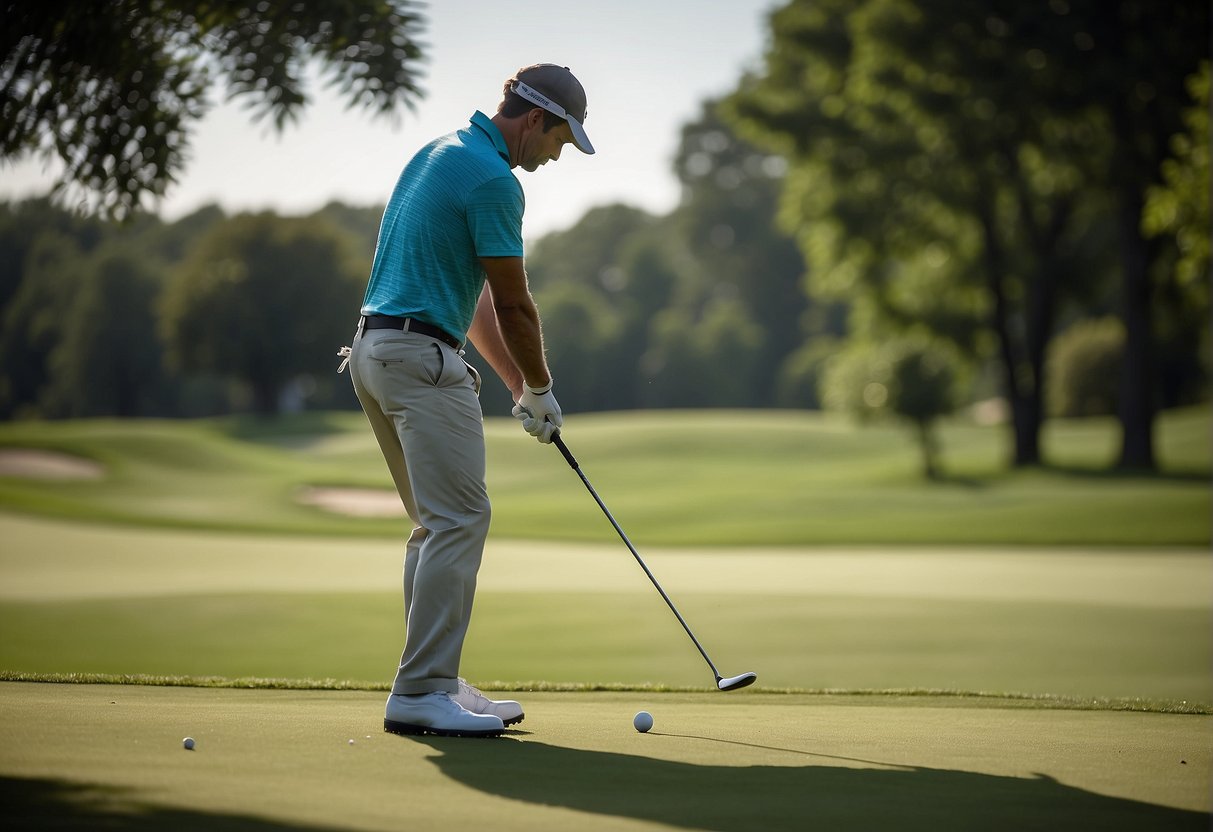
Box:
[182,737,195,750]
[633,711,653,733]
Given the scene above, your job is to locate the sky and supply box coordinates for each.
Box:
[0,0,778,242]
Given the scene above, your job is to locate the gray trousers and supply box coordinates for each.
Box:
[349,324,489,696]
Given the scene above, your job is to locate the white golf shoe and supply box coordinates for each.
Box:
[454,678,525,726]
[384,691,504,738]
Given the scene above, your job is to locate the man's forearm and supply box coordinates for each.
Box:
[467,287,524,399]
[490,304,553,395]
[474,258,555,399]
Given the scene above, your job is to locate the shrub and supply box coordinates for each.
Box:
[1047,318,1124,417]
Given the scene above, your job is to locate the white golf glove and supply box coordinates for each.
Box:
[512,380,562,444]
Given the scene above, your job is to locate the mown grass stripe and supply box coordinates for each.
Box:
[1,670,1207,714]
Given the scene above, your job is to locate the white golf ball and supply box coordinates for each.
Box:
[182,737,195,750]
[633,711,653,733]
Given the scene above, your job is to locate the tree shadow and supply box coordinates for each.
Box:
[1040,463,1210,483]
[2,775,340,832]
[216,412,355,447]
[407,734,1207,831]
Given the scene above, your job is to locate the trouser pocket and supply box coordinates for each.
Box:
[367,336,478,393]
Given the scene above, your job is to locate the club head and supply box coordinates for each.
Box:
[716,672,757,691]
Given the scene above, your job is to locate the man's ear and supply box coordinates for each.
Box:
[526,107,546,129]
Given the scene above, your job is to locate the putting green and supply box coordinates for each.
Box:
[1,683,1208,831]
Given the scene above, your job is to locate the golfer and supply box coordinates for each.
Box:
[343,64,594,737]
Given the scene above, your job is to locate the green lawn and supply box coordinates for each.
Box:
[2,513,1209,704]
[0,406,1208,545]
[2,684,1209,830]
[1,410,1210,829]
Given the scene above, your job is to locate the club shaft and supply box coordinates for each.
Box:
[554,435,722,680]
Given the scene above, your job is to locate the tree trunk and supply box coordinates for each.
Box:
[916,419,939,480]
[1115,190,1157,470]
[978,199,1041,466]
[252,381,279,416]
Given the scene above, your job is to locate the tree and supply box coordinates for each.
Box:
[0,227,91,418]
[523,204,665,412]
[161,212,363,414]
[726,0,1206,468]
[641,296,765,408]
[1046,318,1124,418]
[667,102,816,405]
[45,246,167,417]
[2,0,426,217]
[823,336,959,478]
[1144,63,1211,304]
[1056,3,1209,468]
[1142,62,1211,410]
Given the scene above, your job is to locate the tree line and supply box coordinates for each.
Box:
[0,0,1207,476]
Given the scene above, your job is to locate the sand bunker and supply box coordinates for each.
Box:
[0,448,105,480]
[297,486,404,518]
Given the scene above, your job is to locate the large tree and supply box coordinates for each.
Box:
[727,0,1206,467]
[161,212,363,414]
[660,103,811,406]
[1142,62,1211,413]
[46,246,167,417]
[0,227,87,418]
[2,0,426,217]
[1059,2,1209,468]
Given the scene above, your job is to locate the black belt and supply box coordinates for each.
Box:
[362,315,461,350]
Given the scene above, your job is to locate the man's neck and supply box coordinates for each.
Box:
[490,113,520,169]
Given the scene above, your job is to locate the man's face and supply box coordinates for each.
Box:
[517,113,575,173]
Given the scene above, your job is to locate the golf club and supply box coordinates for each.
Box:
[551,431,757,692]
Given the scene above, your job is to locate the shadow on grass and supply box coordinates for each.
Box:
[2,775,339,831]
[215,412,359,447]
[411,735,1206,831]
[931,463,1211,488]
[1039,463,1211,483]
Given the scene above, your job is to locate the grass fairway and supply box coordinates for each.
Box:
[1,683,1209,831]
[0,407,1208,544]
[1,513,1210,702]
[1,409,1210,828]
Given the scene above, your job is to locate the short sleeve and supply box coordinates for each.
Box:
[466,176,525,257]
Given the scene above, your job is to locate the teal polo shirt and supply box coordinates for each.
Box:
[361,111,524,342]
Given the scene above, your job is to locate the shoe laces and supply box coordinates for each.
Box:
[423,691,465,714]
[457,678,489,705]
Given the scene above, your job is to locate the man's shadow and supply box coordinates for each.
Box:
[409,733,1205,831]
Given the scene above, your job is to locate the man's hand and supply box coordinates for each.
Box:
[513,381,562,444]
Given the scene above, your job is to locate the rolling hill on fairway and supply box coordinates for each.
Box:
[0,407,1208,545]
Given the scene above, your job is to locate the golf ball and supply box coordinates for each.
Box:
[633,711,653,733]
[182,737,195,750]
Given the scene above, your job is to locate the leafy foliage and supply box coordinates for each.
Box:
[521,103,833,413]
[160,212,363,413]
[44,247,169,417]
[1046,318,1124,418]
[822,335,959,477]
[1143,62,1210,334]
[1,0,426,217]
[726,0,1209,468]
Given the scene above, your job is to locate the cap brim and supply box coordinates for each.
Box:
[566,116,595,155]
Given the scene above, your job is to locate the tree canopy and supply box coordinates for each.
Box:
[2,0,426,217]
[726,0,1208,468]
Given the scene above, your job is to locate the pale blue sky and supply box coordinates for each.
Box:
[1,0,777,241]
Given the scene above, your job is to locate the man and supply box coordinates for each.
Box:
[343,64,595,738]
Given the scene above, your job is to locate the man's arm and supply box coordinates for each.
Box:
[470,256,552,400]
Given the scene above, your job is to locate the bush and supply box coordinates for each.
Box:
[821,336,959,477]
[1047,318,1124,417]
